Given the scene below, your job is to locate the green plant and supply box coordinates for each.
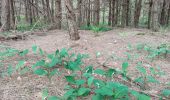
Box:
[80,24,112,36]
[135,62,159,90]
[3,45,168,100]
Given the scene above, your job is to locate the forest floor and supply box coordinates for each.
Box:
[0,28,170,100]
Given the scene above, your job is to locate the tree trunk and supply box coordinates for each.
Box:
[160,0,166,26]
[151,0,159,31]
[121,0,127,27]
[10,0,15,29]
[1,0,10,31]
[55,0,62,29]
[134,0,142,27]
[42,0,47,21]
[148,0,153,29]
[167,3,170,25]
[65,0,80,40]
[94,0,100,25]
[112,0,116,27]
[108,0,112,26]
[0,1,1,26]
[28,0,33,25]
[126,0,130,26]
[77,0,82,27]
[87,0,91,27]
[46,0,52,23]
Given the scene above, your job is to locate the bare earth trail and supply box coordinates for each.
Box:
[0,28,170,100]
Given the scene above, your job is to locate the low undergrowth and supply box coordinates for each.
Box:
[80,25,112,36]
[1,45,170,100]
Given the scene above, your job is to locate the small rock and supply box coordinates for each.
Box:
[17,76,22,81]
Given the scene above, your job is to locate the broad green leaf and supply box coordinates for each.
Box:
[32,45,37,54]
[94,69,105,75]
[34,68,47,76]
[16,60,25,70]
[83,73,92,78]
[55,49,59,55]
[32,60,45,69]
[7,65,13,76]
[49,69,58,77]
[147,76,159,83]
[134,77,144,84]
[95,87,114,96]
[136,65,146,75]
[39,48,44,56]
[150,67,156,75]
[84,66,93,74]
[161,89,170,97]
[20,67,29,75]
[77,88,91,96]
[42,88,48,100]
[49,58,59,67]
[92,94,103,100]
[138,94,150,100]
[63,89,75,99]
[88,76,94,87]
[60,48,68,57]
[75,79,85,86]
[122,62,129,74]
[93,79,105,88]
[19,49,29,56]
[65,76,76,84]
[48,96,60,100]
[105,68,115,77]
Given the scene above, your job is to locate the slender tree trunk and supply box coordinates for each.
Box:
[87,0,90,26]
[0,1,1,26]
[160,0,166,25]
[51,0,54,22]
[112,0,116,27]
[115,0,119,25]
[55,0,62,29]
[102,2,106,24]
[108,0,112,26]
[167,3,170,24]
[65,0,80,40]
[148,0,153,29]
[1,0,10,31]
[151,0,159,31]
[46,0,52,23]
[94,0,100,25]
[28,0,33,25]
[134,0,142,27]
[77,0,82,27]
[10,0,15,29]
[121,0,127,27]
[126,0,130,26]
[42,0,46,21]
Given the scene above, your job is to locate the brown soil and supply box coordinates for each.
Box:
[0,28,170,100]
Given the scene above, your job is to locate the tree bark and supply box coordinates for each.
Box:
[55,0,62,29]
[148,0,153,29]
[77,0,82,27]
[112,0,116,27]
[10,0,15,29]
[1,0,10,31]
[94,0,100,25]
[65,0,80,40]
[151,0,159,31]
[160,0,166,26]
[108,0,112,26]
[87,0,91,27]
[134,0,142,27]
[46,0,52,23]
